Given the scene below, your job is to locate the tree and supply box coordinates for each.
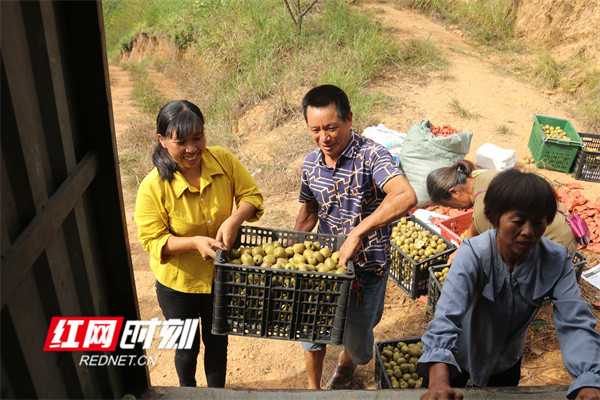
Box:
[282,0,319,38]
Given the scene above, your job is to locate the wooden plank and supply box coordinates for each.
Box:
[7,268,68,398]
[39,0,77,170]
[0,65,37,236]
[1,1,53,208]
[56,1,149,394]
[1,153,17,256]
[20,1,68,184]
[1,151,98,308]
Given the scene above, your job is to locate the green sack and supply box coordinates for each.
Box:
[399,120,473,207]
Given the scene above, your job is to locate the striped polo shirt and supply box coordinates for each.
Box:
[299,132,404,274]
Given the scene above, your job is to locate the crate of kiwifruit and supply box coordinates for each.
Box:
[389,215,456,299]
[427,265,450,316]
[212,225,355,345]
[375,337,424,389]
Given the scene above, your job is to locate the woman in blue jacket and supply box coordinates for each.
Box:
[418,169,600,400]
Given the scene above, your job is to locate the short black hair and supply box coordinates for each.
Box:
[152,100,205,181]
[301,84,351,122]
[484,169,557,227]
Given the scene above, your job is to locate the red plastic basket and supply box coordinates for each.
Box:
[437,210,473,246]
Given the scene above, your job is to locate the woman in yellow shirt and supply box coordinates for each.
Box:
[135,100,263,387]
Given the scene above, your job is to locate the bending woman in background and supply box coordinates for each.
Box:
[417,169,600,400]
[135,100,264,387]
[427,160,576,260]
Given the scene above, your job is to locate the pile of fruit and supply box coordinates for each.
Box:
[523,155,536,164]
[433,266,450,287]
[391,218,449,262]
[380,341,424,389]
[430,124,461,137]
[225,240,347,275]
[541,124,570,140]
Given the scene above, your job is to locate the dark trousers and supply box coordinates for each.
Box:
[450,357,522,388]
[155,281,228,387]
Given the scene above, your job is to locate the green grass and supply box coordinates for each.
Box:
[576,68,600,131]
[448,97,480,120]
[397,36,448,74]
[105,0,419,196]
[117,118,155,198]
[129,64,170,115]
[496,124,514,136]
[394,0,516,48]
[532,51,562,89]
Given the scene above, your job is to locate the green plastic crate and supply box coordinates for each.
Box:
[528,114,583,172]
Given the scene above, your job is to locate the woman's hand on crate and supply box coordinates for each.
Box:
[163,235,226,260]
[421,363,463,400]
[216,201,258,250]
[194,236,227,260]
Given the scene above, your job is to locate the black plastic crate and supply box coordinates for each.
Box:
[389,216,456,299]
[375,337,423,389]
[427,265,449,316]
[212,225,355,345]
[573,251,588,282]
[573,133,600,182]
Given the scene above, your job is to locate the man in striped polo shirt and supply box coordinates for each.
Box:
[295,84,417,389]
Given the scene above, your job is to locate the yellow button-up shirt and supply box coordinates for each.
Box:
[135,146,264,293]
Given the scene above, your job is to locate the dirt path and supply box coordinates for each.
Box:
[109,2,599,392]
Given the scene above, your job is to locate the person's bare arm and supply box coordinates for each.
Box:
[420,363,463,400]
[338,174,417,268]
[294,198,319,232]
